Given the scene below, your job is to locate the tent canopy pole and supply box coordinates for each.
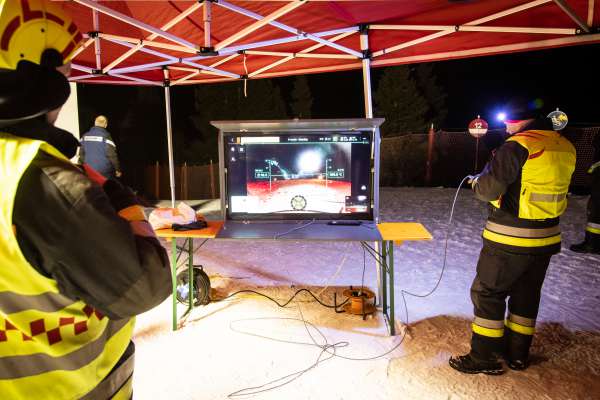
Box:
[163,68,176,207]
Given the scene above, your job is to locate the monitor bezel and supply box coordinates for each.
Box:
[218,124,380,222]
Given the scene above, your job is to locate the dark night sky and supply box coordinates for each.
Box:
[77,42,600,163]
[301,42,600,129]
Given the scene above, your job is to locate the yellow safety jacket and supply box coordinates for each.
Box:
[484,130,576,249]
[0,133,135,399]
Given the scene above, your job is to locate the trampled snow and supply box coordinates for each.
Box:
[133,188,600,400]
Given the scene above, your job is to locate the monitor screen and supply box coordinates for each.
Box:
[223,131,373,220]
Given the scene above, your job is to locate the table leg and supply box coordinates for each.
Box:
[375,242,382,307]
[187,238,194,315]
[381,241,388,329]
[388,241,395,336]
[171,238,177,331]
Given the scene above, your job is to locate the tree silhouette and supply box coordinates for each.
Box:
[374,66,429,136]
[190,79,288,164]
[414,63,448,129]
[290,75,313,118]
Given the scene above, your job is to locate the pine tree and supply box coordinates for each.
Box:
[374,66,429,136]
[414,63,448,129]
[290,75,313,118]
[190,79,288,163]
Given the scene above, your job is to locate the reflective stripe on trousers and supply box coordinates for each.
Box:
[506,313,536,336]
[586,222,600,235]
[472,316,504,338]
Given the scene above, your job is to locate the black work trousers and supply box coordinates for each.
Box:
[469,244,552,362]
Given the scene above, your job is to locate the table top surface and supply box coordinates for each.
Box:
[377,222,433,242]
[154,220,432,242]
[154,221,224,238]
[216,221,382,241]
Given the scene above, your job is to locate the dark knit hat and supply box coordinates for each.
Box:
[0,60,70,127]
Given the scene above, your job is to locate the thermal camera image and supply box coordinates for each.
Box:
[244,143,353,214]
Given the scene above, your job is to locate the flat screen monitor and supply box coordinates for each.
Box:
[223,131,374,221]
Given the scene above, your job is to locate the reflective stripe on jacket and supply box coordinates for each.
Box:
[507,130,575,219]
[0,133,134,399]
[490,130,576,219]
[484,130,575,251]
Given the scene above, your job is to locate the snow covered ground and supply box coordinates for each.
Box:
[133,188,600,400]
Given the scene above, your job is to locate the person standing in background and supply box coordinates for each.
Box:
[570,133,600,254]
[80,115,122,179]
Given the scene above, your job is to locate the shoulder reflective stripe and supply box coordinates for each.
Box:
[507,313,536,327]
[0,318,130,379]
[0,291,72,314]
[105,139,116,147]
[473,316,504,330]
[80,344,134,400]
[485,221,560,238]
[472,323,504,338]
[483,229,561,247]
[129,221,157,238]
[118,205,146,222]
[82,136,104,142]
[505,320,535,336]
[586,224,600,235]
[528,193,567,202]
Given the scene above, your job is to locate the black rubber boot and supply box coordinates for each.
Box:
[570,232,600,254]
[506,359,528,371]
[449,354,504,375]
[505,329,533,371]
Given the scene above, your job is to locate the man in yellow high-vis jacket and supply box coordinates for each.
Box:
[0,1,171,398]
[449,109,576,375]
[570,134,600,254]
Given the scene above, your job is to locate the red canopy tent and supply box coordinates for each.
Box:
[67,0,599,86]
[62,0,600,203]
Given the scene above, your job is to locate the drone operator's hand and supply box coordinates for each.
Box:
[467,174,480,188]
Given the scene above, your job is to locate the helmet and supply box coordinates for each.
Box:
[0,0,82,69]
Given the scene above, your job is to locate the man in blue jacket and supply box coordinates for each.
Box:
[80,115,122,179]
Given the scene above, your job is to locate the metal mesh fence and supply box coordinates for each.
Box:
[380,126,600,189]
[127,126,599,200]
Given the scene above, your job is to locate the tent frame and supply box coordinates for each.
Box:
[66,0,597,310]
[66,0,599,206]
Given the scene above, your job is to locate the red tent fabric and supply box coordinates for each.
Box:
[64,0,600,85]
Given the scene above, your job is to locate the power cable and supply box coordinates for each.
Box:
[217,178,472,396]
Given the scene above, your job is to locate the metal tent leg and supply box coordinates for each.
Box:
[163,68,176,207]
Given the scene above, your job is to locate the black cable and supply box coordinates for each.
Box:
[400,175,470,299]
[228,315,345,398]
[213,288,349,310]
[360,245,366,295]
[273,219,316,239]
[224,178,472,396]
[226,175,472,396]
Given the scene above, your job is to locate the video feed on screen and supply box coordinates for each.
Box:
[225,133,372,218]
